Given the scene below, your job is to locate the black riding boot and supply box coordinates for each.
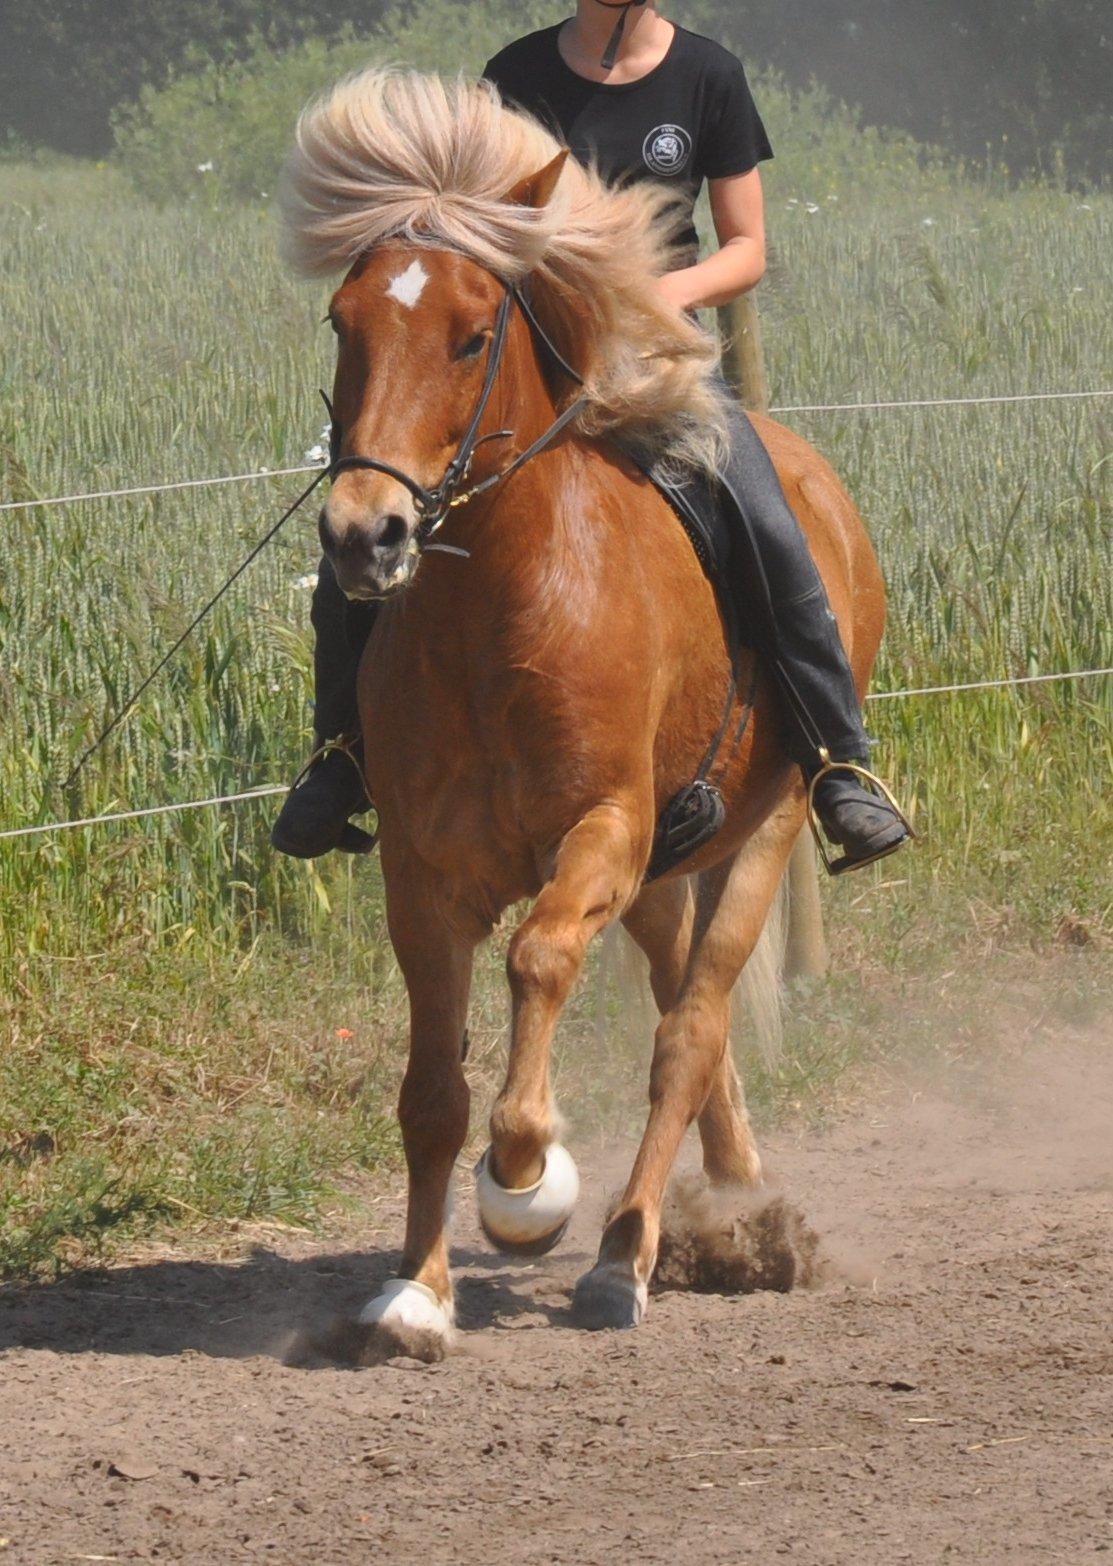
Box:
[271,556,379,860]
[711,393,912,873]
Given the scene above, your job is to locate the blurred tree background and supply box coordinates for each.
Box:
[1,0,1109,180]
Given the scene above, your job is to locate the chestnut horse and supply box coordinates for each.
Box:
[283,71,884,1350]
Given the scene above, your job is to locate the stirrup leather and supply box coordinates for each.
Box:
[805,749,916,877]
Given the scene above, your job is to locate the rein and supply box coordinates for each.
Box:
[63,254,739,872]
[62,268,589,790]
[327,278,589,552]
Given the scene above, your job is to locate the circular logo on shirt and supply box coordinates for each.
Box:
[642,123,693,178]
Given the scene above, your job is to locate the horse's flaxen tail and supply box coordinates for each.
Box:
[732,873,787,1068]
[598,876,787,1068]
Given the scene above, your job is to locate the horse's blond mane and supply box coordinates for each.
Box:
[282,68,727,473]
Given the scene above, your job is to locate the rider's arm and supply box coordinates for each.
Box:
[656,167,767,313]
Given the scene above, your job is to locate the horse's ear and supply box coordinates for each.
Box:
[504,149,570,210]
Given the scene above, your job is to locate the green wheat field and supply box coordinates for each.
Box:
[1,111,1110,1277]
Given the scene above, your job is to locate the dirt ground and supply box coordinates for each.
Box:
[1,1026,1110,1565]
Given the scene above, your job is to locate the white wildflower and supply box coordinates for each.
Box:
[196,160,214,174]
[922,217,936,227]
[304,423,332,466]
[295,573,319,592]
[805,202,821,215]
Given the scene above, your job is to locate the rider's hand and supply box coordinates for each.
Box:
[656,269,699,314]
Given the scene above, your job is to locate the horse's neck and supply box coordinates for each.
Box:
[429,316,586,594]
[381,315,613,665]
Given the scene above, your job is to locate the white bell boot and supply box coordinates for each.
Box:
[475,1142,580,1256]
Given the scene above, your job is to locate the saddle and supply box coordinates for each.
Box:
[634,457,735,591]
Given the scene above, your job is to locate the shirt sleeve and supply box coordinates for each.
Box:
[700,57,774,181]
[482,48,527,115]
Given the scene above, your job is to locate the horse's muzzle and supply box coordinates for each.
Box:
[319,502,420,600]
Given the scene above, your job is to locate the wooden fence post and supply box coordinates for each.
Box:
[718,296,829,982]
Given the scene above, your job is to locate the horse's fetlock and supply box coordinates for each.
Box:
[489,1097,551,1155]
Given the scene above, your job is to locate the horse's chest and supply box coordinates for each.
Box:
[363,657,539,893]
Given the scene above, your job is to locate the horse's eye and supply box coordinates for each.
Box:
[457,331,490,362]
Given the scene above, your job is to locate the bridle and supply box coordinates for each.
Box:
[61,265,589,791]
[324,273,589,556]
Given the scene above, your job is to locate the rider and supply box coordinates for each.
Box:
[272,0,912,874]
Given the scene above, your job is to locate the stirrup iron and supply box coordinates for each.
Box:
[286,734,379,857]
[806,749,915,877]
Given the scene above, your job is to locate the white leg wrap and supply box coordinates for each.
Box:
[475,1143,580,1249]
[358,1277,455,1335]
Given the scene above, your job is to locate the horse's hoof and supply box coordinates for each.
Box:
[475,1143,580,1256]
[355,1278,455,1363]
[572,1263,648,1331]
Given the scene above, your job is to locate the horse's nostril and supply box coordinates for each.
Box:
[378,514,409,552]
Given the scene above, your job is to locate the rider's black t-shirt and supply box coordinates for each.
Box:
[482,23,773,263]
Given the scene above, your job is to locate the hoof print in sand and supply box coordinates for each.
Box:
[654,1175,822,1296]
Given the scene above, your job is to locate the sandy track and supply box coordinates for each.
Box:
[1,1030,1110,1565]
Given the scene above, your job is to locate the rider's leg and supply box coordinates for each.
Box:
[271,555,377,860]
[713,395,911,872]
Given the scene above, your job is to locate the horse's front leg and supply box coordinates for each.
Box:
[476,800,647,1256]
[357,857,479,1361]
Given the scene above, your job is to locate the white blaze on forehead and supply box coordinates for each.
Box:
[386,259,430,310]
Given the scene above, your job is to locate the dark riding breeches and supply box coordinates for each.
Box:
[703,390,870,766]
[309,561,376,744]
[307,398,872,768]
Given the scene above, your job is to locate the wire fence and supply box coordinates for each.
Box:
[1,665,1108,845]
[3,387,1111,516]
[2,380,1109,844]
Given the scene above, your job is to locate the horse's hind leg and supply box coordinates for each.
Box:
[623,879,762,1188]
[698,1049,763,1188]
[477,801,646,1255]
[621,875,693,1012]
[574,802,799,1329]
[356,851,480,1359]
